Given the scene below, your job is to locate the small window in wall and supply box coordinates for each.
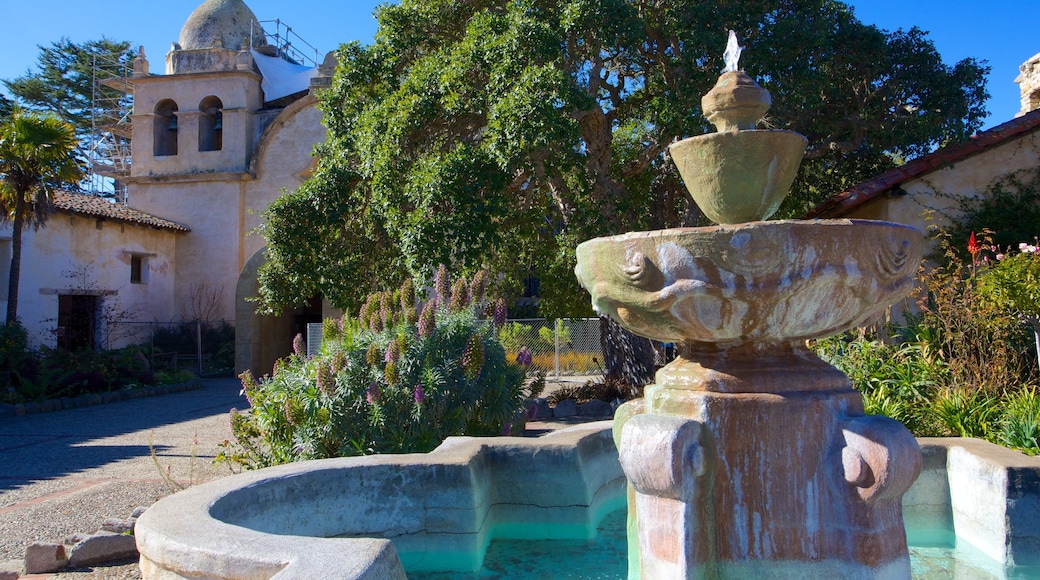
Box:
[198,96,223,152]
[130,255,148,284]
[154,99,179,156]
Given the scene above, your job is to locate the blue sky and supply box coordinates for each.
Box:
[1,1,1035,131]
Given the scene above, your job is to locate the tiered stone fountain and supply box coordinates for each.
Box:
[575,33,925,579]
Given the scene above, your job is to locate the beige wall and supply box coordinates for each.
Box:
[844,130,1040,240]
[126,42,328,328]
[0,215,180,349]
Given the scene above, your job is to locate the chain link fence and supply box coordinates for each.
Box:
[495,318,604,378]
[104,320,236,376]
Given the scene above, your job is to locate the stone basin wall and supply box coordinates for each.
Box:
[135,422,624,579]
[904,438,1040,569]
[135,427,1040,579]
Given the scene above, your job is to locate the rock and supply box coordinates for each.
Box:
[579,399,613,418]
[14,404,26,416]
[65,532,90,545]
[101,518,135,534]
[61,397,75,410]
[24,542,67,574]
[529,398,553,420]
[131,506,148,519]
[553,399,578,418]
[0,559,22,580]
[68,532,138,567]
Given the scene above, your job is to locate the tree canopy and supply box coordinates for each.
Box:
[257,0,989,317]
[0,94,12,122]
[4,37,134,149]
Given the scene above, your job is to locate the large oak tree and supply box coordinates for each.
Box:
[257,0,987,379]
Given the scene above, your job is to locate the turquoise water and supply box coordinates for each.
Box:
[408,508,1039,580]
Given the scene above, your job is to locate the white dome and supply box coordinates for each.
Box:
[178,0,268,51]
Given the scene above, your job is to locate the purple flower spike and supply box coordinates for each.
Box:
[435,264,450,306]
[417,301,436,338]
[293,333,306,356]
[493,298,507,329]
[384,339,400,363]
[316,361,335,396]
[414,383,425,404]
[366,382,381,404]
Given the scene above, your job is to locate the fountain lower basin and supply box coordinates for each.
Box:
[134,423,1040,579]
[134,424,624,579]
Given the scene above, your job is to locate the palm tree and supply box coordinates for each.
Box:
[0,108,83,325]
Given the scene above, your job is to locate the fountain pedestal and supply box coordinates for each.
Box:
[575,34,925,579]
[619,345,920,578]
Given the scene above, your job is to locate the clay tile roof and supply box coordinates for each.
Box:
[806,109,1040,218]
[52,191,191,233]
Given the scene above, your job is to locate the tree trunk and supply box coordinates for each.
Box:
[6,192,25,325]
[599,315,656,391]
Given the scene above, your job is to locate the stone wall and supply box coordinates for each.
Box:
[1016,53,1040,116]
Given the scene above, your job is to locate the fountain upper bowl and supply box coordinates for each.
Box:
[669,130,807,224]
[574,219,923,346]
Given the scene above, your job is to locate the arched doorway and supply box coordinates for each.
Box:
[235,248,322,376]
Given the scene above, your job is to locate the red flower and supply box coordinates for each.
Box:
[968,232,981,256]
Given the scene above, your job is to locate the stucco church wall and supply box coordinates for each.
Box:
[244,97,326,260]
[0,216,179,349]
[130,180,243,323]
[126,99,326,328]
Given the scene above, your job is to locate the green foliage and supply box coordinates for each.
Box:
[812,232,1040,455]
[996,388,1040,456]
[909,233,1036,393]
[0,322,35,400]
[497,320,566,353]
[978,244,1040,320]
[815,335,945,436]
[0,108,83,324]
[0,94,12,121]
[929,387,1002,439]
[1,341,194,403]
[538,319,570,347]
[219,275,534,469]
[151,321,235,374]
[257,0,987,318]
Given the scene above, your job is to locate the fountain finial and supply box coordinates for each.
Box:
[702,32,769,132]
[723,30,742,73]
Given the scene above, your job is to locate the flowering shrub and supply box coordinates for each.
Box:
[978,241,1040,322]
[218,273,531,469]
[812,232,1040,455]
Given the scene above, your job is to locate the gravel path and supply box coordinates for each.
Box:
[0,375,596,578]
[0,378,246,576]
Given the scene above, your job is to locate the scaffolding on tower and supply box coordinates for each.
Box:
[89,49,135,202]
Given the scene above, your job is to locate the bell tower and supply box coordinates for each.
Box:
[129,0,265,178]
